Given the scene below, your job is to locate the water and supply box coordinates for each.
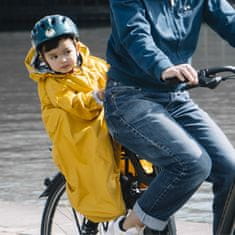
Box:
[1,25,235,223]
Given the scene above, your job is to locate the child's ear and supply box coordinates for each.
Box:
[39,53,44,62]
[76,40,80,50]
[39,52,50,67]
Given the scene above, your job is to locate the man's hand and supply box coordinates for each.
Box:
[161,64,198,85]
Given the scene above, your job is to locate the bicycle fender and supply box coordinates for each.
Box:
[39,172,65,198]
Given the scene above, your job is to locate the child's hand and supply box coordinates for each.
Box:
[97,89,105,101]
[92,89,105,104]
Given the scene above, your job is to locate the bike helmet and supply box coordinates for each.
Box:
[31,14,79,50]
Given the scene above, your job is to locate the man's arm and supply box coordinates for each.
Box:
[110,0,173,81]
[204,0,235,47]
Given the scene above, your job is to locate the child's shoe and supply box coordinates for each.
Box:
[109,215,144,235]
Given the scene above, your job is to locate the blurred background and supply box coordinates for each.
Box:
[1,0,235,31]
[0,0,109,31]
[1,0,235,225]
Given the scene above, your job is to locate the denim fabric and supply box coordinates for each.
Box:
[104,79,235,233]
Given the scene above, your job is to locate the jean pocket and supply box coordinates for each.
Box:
[109,84,142,98]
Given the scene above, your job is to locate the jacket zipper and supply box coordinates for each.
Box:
[168,0,182,61]
[169,0,175,7]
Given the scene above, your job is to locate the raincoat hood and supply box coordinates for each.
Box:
[25,42,125,222]
[25,42,107,85]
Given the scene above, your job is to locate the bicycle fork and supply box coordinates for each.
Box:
[216,181,235,235]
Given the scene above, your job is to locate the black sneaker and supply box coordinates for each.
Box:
[81,220,99,235]
[143,226,169,235]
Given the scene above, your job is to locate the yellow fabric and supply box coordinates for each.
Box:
[120,159,153,176]
[25,42,125,222]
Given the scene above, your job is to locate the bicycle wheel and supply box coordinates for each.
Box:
[40,175,109,235]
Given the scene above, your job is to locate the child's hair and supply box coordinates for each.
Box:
[31,15,79,52]
[38,34,77,55]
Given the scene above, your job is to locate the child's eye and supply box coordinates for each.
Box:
[65,49,71,55]
[50,55,58,60]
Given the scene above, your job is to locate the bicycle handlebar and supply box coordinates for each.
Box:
[179,65,235,90]
[203,65,235,75]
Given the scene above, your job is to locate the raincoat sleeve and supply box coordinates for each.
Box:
[45,78,103,120]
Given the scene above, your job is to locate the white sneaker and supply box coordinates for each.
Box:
[108,216,144,235]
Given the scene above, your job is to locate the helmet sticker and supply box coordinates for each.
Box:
[45,28,56,38]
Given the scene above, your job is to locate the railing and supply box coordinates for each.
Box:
[1,0,107,6]
[1,0,235,31]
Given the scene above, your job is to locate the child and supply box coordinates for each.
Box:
[25,14,125,233]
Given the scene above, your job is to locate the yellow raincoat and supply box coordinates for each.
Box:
[25,42,125,222]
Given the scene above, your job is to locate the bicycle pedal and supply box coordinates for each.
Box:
[81,221,99,235]
[81,228,98,235]
[81,230,98,235]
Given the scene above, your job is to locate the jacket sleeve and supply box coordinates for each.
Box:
[45,78,102,120]
[110,0,173,81]
[204,0,235,47]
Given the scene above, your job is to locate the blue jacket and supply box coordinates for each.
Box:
[107,0,235,91]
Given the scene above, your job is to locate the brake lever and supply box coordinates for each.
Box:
[165,70,223,90]
[197,70,223,89]
[199,76,223,89]
[183,71,223,90]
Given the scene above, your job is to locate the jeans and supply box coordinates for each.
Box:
[104,79,235,233]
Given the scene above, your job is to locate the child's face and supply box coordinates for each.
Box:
[43,38,77,73]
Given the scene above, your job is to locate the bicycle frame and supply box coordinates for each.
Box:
[216,181,235,235]
[40,172,65,198]
[40,148,176,235]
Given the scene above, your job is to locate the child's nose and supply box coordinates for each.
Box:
[61,56,67,62]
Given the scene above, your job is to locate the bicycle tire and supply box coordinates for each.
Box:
[40,176,77,235]
[40,175,109,235]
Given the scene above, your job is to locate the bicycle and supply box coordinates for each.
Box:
[39,66,235,235]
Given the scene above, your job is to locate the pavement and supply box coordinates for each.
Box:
[0,201,43,235]
[0,200,212,235]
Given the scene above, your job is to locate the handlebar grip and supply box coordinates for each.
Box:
[165,65,235,90]
[205,66,235,76]
[180,75,223,90]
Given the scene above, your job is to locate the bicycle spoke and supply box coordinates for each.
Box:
[41,178,109,235]
[72,208,82,234]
